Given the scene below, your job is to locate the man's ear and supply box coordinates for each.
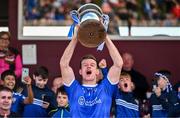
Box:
[79,69,82,75]
[1,80,4,85]
[96,69,100,76]
[44,79,48,84]
[131,82,135,91]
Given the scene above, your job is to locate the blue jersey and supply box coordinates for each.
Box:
[64,76,117,117]
[22,85,57,117]
[115,89,139,118]
[51,107,71,118]
[150,93,168,117]
[11,92,25,114]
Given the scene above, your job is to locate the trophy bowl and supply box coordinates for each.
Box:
[77,3,106,48]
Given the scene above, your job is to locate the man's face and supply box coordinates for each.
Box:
[79,59,99,82]
[118,76,134,92]
[56,92,68,107]
[0,91,13,111]
[33,75,48,89]
[122,53,134,71]
[3,75,16,90]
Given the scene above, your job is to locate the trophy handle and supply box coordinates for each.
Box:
[102,14,109,31]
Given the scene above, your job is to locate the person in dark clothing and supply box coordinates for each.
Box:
[122,52,149,102]
[22,66,57,117]
[150,70,180,117]
[0,31,22,80]
[173,81,180,100]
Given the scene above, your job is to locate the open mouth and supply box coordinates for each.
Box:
[86,70,92,75]
[3,103,11,107]
[124,83,128,88]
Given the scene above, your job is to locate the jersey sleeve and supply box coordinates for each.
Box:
[64,79,79,101]
[101,76,118,96]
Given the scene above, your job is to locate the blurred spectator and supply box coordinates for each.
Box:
[51,76,63,93]
[150,70,180,117]
[173,81,180,100]
[122,52,149,102]
[0,31,22,83]
[171,1,180,19]
[101,2,120,34]
[24,0,180,33]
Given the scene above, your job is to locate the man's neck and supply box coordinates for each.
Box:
[0,109,10,116]
[82,80,97,86]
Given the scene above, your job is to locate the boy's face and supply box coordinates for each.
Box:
[0,91,13,111]
[3,75,16,90]
[157,77,168,89]
[118,75,134,92]
[79,59,99,82]
[33,75,48,88]
[56,92,68,107]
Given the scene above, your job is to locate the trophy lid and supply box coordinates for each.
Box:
[78,3,103,19]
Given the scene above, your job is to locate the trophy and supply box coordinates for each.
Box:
[70,3,109,48]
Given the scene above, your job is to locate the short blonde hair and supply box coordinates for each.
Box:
[120,72,132,80]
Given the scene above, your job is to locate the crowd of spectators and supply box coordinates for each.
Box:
[24,0,180,34]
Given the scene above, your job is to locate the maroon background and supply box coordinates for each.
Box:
[8,0,180,87]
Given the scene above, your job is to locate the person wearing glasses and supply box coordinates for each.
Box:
[0,31,22,84]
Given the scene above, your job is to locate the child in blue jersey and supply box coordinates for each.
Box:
[0,70,33,116]
[60,27,123,117]
[115,72,139,117]
[22,66,57,117]
[49,86,71,117]
[150,70,180,117]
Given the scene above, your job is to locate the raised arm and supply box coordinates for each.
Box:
[60,33,78,85]
[105,35,123,84]
[23,76,34,104]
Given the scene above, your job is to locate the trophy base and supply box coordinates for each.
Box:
[77,19,106,48]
